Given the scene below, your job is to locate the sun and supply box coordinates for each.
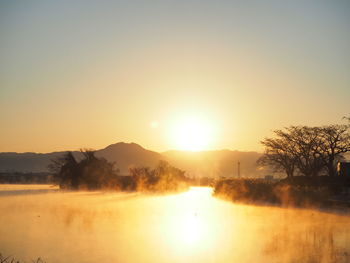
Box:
[171,116,213,151]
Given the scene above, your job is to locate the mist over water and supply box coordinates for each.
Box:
[1,185,349,263]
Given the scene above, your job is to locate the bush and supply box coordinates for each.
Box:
[130,161,189,193]
[214,177,349,208]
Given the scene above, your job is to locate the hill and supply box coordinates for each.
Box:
[0,152,72,173]
[0,143,162,174]
[96,142,162,174]
[163,150,265,178]
[0,143,268,178]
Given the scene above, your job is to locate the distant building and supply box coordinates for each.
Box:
[337,161,350,176]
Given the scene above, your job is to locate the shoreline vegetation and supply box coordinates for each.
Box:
[214,177,350,210]
[215,122,350,210]
[0,254,45,263]
[48,150,190,193]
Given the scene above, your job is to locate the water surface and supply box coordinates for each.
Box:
[0,185,349,263]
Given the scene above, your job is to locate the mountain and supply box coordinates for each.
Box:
[0,143,162,174]
[0,152,72,173]
[96,142,162,174]
[0,142,267,178]
[162,150,264,178]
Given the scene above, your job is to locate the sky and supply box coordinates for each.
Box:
[1,0,349,153]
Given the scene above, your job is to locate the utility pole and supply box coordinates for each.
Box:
[237,161,240,178]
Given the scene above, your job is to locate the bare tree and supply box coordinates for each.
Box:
[48,151,79,189]
[259,126,325,177]
[281,126,325,177]
[258,136,296,178]
[48,150,118,190]
[259,123,350,178]
[317,124,350,176]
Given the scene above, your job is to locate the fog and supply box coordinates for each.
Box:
[0,185,349,263]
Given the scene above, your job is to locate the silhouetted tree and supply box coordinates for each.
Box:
[281,126,324,177]
[317,125,350,176]
[259,124,350,178]
[48,151,80,189]
[129,166,154,191]
[49,150,118,189]
[79,150,118,189]
[258,136,296,178]
[154,160,187,191]
[129,160,188,192]
[50,152,188,192]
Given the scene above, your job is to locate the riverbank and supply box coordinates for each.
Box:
[213,177,350,210]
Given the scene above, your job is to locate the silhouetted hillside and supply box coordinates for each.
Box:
[0,143,270,178]
[0,143,162,174]
[163,150,266,178]
[0,152,73,173]
[96,142,162,174]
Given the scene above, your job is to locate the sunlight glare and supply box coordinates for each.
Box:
[179,212,202,245]
[172,116,213,151]
[162,187,219,255]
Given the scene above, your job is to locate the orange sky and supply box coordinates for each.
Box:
[1,1,349,153]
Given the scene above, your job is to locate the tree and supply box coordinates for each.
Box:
[258,136,296,178]
[258,124,350,178]
[129,166,154,191]
[79,150,118,189]
[49,150,118,189]
[129,160,188,192]
[153,160,187,190]
[280,126,324,177]
[259,126,324,177]
[48,151,80,189]
[317,125,350,176]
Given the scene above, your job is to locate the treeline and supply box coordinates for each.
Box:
[214,120,350,208]
[0,172,52,184]
[214,177,350,208]
[49,150,189,192]
[258,123,350,177]
[129,162,189,192]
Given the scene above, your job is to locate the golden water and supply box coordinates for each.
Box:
[0,185,349,263]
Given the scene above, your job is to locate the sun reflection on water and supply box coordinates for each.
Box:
[161,187,221,255]
[180,212,202,245]
[1,185,350,263]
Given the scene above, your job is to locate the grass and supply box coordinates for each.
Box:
[0,254,46,263]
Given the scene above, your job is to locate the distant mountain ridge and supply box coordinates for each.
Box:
[0,142,162,175]
[0,142,266,178]
[0,151,73,173]
[95,142,162,174]
[162,149,265,178]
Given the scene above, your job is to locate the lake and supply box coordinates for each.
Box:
[0,185,349,263]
